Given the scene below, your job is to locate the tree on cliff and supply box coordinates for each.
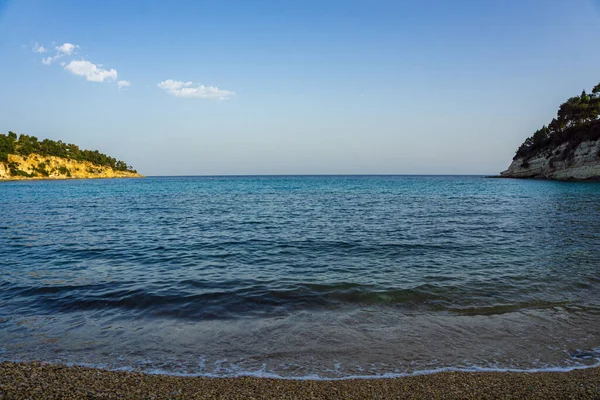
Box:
[515,82,600,159]
[0,131,17,162]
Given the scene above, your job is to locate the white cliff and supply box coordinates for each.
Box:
[501,139,600,180]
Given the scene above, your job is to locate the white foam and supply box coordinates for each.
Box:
[2,352,600,381]
[110,360,600,381]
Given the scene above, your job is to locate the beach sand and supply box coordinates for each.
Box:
[1,362,599,399]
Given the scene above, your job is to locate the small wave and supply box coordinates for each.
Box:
[448,301,570,316]
[4,280,577,319]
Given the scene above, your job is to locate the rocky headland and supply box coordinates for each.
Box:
[0,131,142,181]
[500,82,600,180]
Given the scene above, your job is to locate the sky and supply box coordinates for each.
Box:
[1,0,600,175]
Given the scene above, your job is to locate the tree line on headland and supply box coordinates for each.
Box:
[0,131,136,173]
[515,82,600,162]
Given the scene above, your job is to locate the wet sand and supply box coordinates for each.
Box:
[1,362,599,399]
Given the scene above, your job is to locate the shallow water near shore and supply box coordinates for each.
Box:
[1,175,600,378]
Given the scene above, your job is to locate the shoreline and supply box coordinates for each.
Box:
[0,175,144,182]
[1,362,599,399]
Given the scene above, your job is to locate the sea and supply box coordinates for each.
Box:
[1,175,599,379]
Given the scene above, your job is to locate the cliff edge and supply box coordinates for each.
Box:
[501,138,600,180]
[0,153,143,180]
[500,82,600,180]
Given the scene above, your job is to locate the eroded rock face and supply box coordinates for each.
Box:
[0,153,143,180]
[501,139,600,180]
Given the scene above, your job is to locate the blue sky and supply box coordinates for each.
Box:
[1,0,600,175]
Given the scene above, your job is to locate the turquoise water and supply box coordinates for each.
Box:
[1,175,599,378]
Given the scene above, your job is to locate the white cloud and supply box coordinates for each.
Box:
[35,41,130,87]
[64,60,118,82]
[117,80,131,89]
[55,43,78,56]
[157,79,234,100]
[33,43,47,53]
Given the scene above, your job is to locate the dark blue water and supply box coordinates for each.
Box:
[1,176,599,378]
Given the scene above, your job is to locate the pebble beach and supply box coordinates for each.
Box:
[1,362,599,399]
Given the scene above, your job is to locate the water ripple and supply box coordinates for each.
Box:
[1,176,600,376]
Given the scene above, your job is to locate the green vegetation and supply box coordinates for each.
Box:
[33,162,50,177]
[0,131,137,173]
[515,82,600,161]
[6,160,34,177]
[58,166,71,177]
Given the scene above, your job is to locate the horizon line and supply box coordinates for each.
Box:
[143,174,492,177]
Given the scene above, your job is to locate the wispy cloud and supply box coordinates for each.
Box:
[157,79,234,100]
[117,80,131,89]
[32,43,47,53]
[64,60,117,82]
[41,42,79,65]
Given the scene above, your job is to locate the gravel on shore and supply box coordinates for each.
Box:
[1,361,599,399]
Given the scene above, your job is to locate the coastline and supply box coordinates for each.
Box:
[0,174,144,182]
[1,362,598,399]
